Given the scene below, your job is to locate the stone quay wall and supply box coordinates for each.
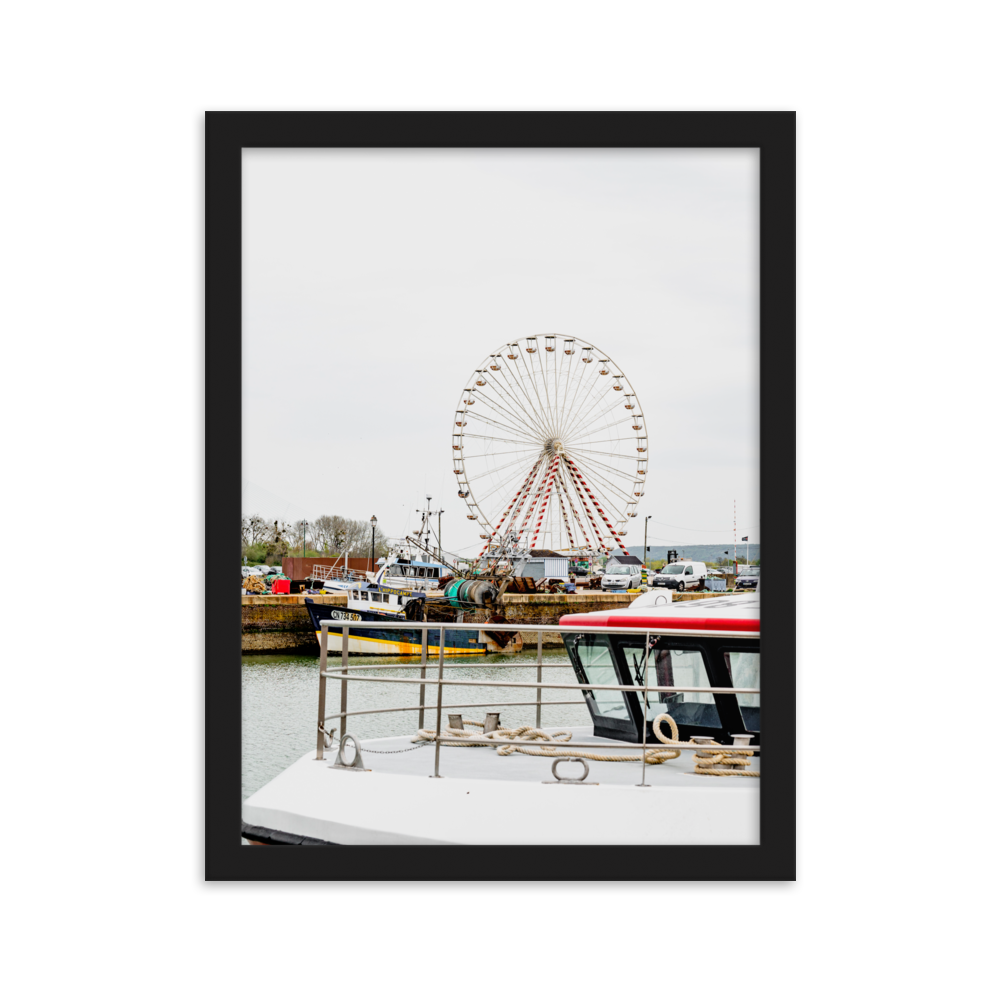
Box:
[240,590,738,654]
[240,591,636,653]
[242,594,348,653]
[499,592,632,644]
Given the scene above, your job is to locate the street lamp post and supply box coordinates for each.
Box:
[370,515,377,574]
[299,519,308,560]
[643,515,652,586]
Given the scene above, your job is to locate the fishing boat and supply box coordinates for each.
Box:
[304,574,520,656]
[242,592,761,845]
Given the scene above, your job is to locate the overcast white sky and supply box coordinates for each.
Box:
[243,148,758,555]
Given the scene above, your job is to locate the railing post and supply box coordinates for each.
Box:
[418,625,428,730]
[316,621,328,759]
[432,626,445,777]
[535,631,543,729]
[638,629,651,787]
[339,625,350,741]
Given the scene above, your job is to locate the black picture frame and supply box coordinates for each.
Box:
[207,111,795,881]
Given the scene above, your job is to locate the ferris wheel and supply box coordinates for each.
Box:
[452,335,647,566]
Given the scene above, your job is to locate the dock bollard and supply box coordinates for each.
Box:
[448,714,465,731]
[484,712,500,734]
[691,734,735,771]
[730,733,754,772]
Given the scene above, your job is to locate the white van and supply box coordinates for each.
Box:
[650,560,708,591]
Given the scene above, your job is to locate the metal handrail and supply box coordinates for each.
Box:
[320,673,759,695]
[327,661,579,671]
[329,700,581,720]
[314,619,761,778]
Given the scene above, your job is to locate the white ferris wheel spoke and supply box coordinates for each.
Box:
[474,462,541,520]
[488,364,552,441]
[474,460,536,502]
[564,354,618,426]
[532,350,558,433]
[481,364,551,438]
[568,398,618,436]
[463,408,542,442]
[562,363,602,434]
[551,349,562,430]
[562,465,612,550]
[576,458,635,509]
[512,352,556,438]
[513,349,547,434]
[474,384,546,441]
[556,467,597,550]
[503,353,548,436]
[567,449,640,497]
[557,347,578,428]
[460,446,540,461]
[554,351,574,439]
[465,453,541,483]
[568,444,634,458]
[500,460,546,542]
[460,432,539,447]
[570,408,637,439]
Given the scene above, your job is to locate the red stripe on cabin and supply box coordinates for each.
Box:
[558,613,759,633]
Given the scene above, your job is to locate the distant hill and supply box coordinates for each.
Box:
[613,543,760,565]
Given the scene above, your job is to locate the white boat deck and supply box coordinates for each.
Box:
[242,726,760,846]
[330,726,758,788]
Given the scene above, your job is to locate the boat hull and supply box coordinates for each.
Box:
[314,628,486,656]
[305,599,487,656]
[306,598,522,656]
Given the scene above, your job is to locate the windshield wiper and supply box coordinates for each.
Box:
[631,652,645,688]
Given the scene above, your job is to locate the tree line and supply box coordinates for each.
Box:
[242,514,391,564]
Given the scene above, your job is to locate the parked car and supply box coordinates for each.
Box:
[601,564,644,591]
[651,561,708,591]
[735,566,760,590]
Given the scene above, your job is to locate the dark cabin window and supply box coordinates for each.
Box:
[575,635,629,720]
[622,640,721,728]
[723,650,760,731]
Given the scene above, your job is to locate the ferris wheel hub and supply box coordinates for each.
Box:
[543,438,565,457]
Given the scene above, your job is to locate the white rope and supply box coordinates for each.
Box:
[412,713,759,774]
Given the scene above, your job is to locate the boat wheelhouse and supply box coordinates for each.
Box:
[560,592,760,745]
[373,556,451,591]
[242,593,761,846]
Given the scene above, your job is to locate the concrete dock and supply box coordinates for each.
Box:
[240,589,733,653]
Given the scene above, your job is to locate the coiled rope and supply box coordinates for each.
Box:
[691,742,760,777]
[412,714,759,775]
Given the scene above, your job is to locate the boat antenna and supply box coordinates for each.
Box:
[404,533,460,575]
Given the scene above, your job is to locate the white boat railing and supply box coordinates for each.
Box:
[316,619,760,782]
[309,563,363,584]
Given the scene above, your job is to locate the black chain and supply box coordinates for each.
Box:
[356,742,434,754]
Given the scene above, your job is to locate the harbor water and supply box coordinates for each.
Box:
[242,648,592,803]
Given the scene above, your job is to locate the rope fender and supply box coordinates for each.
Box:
[412,714,759,774]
